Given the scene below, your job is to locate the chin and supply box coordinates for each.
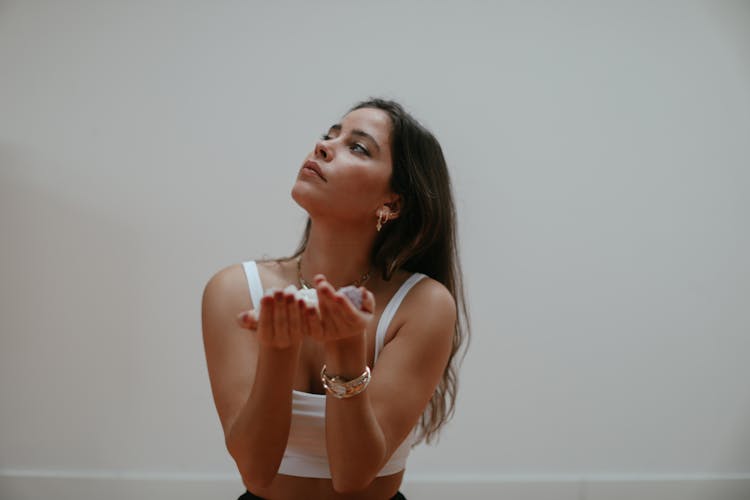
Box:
[291,183,335,218]
[290,180,307,206]
[291,181,317,213]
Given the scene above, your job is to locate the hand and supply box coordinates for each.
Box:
[304,275,375,345]
[236,288,317,349]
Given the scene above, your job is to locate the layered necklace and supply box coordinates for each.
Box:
[296,255,371,290]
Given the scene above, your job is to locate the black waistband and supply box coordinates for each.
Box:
[238,489,407,500]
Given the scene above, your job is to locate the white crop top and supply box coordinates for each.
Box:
[242,260,427,478]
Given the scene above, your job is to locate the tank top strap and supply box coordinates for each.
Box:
[242,260,264,310]
[374,273,427,362]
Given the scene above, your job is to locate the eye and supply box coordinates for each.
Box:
[320,133,370,156]
[350,143,370,156]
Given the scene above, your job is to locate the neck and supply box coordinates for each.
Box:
[298,217,378,289]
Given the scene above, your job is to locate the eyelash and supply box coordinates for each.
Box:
[320,134,370,156]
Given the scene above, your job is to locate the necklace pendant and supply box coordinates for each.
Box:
[297,255,370,290]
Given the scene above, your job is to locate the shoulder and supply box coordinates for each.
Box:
[403,275,456,320]
[202,263,252,322]
[390,274,456,347]
[203,263,246,300]
[202,258,293,313]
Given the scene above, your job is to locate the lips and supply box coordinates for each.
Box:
[302,160,326,181]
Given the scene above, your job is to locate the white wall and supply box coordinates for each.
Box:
[1,1,749,499]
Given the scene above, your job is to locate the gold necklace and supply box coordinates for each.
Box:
[296,255,371,290]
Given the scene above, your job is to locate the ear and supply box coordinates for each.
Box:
[382,195,401,221]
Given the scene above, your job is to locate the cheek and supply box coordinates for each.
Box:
[339,170,391,200]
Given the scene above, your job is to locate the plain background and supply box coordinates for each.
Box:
[1,0,749,498]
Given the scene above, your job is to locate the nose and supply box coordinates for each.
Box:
[314,139,332,161]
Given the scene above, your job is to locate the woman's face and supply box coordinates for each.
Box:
[291,107,396,224]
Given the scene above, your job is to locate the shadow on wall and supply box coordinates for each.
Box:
[0,143,149,469]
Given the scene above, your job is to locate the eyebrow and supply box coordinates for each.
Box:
[328,124,381,154]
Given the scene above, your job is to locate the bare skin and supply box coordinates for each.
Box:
[201,108,456,499]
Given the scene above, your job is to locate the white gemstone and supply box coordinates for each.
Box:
[295,288,319,307]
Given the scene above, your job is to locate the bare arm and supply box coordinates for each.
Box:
[201,266,309,490]
[309,276,456,493]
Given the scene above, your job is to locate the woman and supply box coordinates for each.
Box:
[202,98,468,500]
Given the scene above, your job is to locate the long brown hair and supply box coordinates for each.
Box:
[287,98,470,445]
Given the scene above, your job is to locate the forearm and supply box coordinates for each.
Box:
[227,344,300,488]
[324,335,387,492]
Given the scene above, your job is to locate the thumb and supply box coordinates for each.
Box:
[360,287,375,314]
[236,309,259,330]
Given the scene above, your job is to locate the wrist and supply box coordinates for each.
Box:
[324,332,366,379]
[321,364,371,399]
[258,343,302,365]
[253,344,301,398]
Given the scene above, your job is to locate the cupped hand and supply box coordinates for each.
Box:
[236,287,317,349]
[304,275,375,344]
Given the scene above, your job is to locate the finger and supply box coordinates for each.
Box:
[361,287,375,314]
[274,289,290,348]
[335,289,360,319]
[314,277,338,307]
[322,283,359,323]
[325,301,352,336]
[285,292,302,345]
[236,309,259,330]
[295,298,310,340]
[304,301,324,341]
[316,284,337,339]
[258,295,275,344]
